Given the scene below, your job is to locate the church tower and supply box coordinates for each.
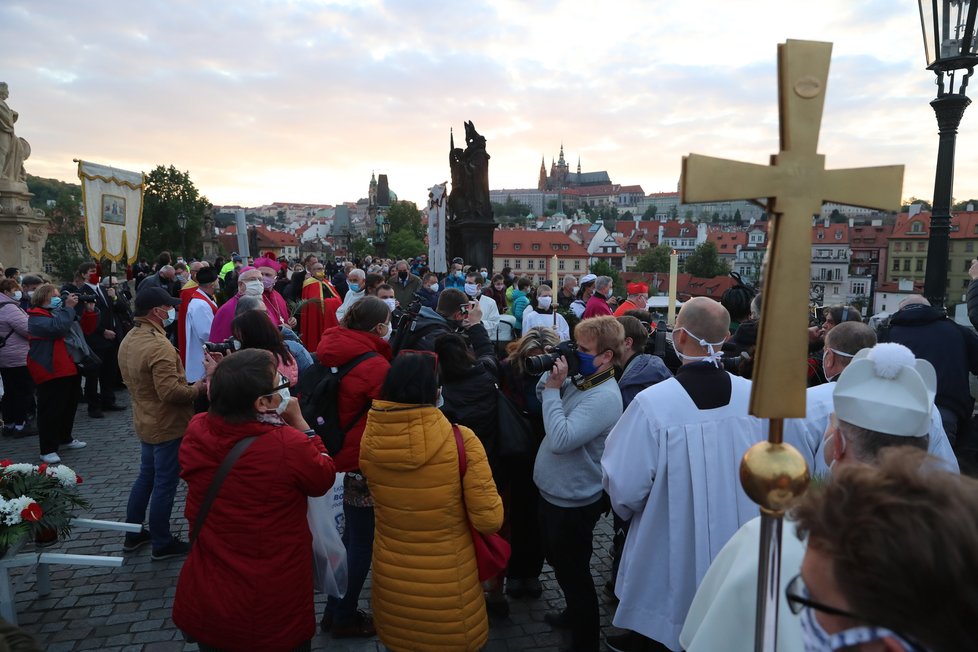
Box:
[577,156,581,175]
[538,157,548,191]
[368,171,377,207]
[555,143,569,187]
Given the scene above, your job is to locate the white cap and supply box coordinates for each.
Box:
[580,274,597,285]
[833,342,935,437]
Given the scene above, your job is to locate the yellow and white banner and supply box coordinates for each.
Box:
[77,160,144,263]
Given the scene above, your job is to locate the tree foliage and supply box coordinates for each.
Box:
[386,200,424,240]
[42,191,88,283]
[492,195,533,218]
[642,204,657,219]
[386,229,426,260]
[634,244,672,273]
[351,236,375,260]
[26,175,81,209]
[589,259,625,297]
[902,197,932,211]
[141,165,212,262]
[952,198,978,210]
[682,241,730,278]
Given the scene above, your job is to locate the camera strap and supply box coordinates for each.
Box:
[573,367,616,391]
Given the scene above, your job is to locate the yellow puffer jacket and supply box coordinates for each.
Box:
[360,400,504,652]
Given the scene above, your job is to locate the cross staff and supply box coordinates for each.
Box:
[680,40,903,652]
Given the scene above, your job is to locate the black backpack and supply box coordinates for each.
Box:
[294,351,378,455]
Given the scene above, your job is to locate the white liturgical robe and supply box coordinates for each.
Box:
[601,373,818,651]
[185,290,217,382]
[800,381,959,476]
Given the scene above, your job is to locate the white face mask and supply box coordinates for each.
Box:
[12,290,22,301]
[675,326,725,367]
[243,279,263,296]
[380,322,392,341]
[162,307,176,327]
[27,290,34,299]
[274,389,291,415]
[572,286,580,295]
[428,283,439,292]
[464,282,479,297]
[537,296,552,310]
[382,297,397,312]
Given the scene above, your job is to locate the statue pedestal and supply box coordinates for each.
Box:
[0,186,50,273]
[448,221,495,272]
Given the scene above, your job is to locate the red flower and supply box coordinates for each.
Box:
[0,459,11,468]
[75,475,83,485]
[38,463,48,475]
[20,503,43,522]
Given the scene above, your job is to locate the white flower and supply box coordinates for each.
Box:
[45,464,78,487]
[0,495,39,526]
[2,463,38,476]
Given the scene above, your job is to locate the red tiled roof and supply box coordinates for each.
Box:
[707,230,747,251]
[659,220,698,239]
[493,230,590,257]
[811,224,848,245]
[891,211,978,239]
[619,185,644,194]
[848,223,893,248]
[621,272,737,299]
[575,184,619,197]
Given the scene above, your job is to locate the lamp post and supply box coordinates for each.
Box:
[176,212,187,260]
[919,0,978,308]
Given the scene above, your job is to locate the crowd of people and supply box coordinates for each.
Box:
[2,249,977,652]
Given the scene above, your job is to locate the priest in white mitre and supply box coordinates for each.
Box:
[804,321,958,475]
[601,297,819,652]
[184,267,219,383]
[680,341,944,652]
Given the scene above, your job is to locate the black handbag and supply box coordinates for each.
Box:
[76,351,102,375]
[495,388,536,460]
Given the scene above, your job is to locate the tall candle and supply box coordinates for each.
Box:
[551,254,559,291]
[667,249,678,326]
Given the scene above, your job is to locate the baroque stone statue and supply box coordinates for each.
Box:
[447,121,493,224]
[0,82,31,189]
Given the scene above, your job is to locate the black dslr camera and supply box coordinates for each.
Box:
[526,340,580,376]
[64,291,99,303]
[204,337,241,355]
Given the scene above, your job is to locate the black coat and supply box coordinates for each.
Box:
[884,303,978,421]
[440,363,499,467]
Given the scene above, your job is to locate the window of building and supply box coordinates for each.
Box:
[916,259,924,272]
[515,259,522,269]
[514,243,521,251]
[918,241,926,251]
[532,243,540,251]
[817,231,824,240]
[527,260,534,270]
[559,260,565,270]
[911,221,923,233]
[968,241,975,252]
[574,260,581,270]
[903,259,911,271]
[503,259,510,269]
[835,231,842,240]
[852,282,867,295]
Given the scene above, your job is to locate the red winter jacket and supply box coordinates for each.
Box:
[173,413,336,652]
[316,325,393,472]
[26,306,97,384]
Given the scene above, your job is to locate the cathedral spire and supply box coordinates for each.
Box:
[577,156,581,175]
[558,142,566,166]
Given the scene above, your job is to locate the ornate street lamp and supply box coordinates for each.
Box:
[919,0,978,307]
[176,212,188,259]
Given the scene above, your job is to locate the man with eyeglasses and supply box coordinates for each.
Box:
[789,449,978,652]
[808,304,861,387]
[681,341,954,652]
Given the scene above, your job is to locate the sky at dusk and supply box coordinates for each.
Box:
[2,1,973,210]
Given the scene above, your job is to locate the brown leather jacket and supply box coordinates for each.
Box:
[118,317,197,444]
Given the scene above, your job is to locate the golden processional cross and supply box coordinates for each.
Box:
[680,40,903,652]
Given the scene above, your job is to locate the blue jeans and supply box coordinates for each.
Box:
[126,438,182,550]
[325,504,375,625]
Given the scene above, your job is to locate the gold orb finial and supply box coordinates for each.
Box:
[740,441,811,513]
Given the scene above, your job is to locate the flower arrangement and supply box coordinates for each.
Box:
[0,459,90,554]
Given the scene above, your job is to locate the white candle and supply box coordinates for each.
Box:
[667,249,678,326]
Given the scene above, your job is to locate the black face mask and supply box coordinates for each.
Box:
[398,271,408,280]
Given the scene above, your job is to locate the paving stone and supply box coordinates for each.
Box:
[6,392,623,652]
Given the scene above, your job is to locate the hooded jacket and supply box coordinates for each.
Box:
[885,303,978,421]
[27,305,97,384]
[359,402,503,652]
[510,288,529,330]
[0,293,30,369]
[315,325,392,471]
[174,414,336,652]
[618,353,673,409]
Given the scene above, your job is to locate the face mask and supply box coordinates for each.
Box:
[494,283,505,291]
[244,280,263,297]
[175,275,186,283]
[577,350,603,377]
[398,271,408,280]
[348,283,361,293]
[798,604,912,652]
[455,271,464,278]
[380,322,392,341]
[162,307,176,327]
[48,296,63,310]
[382,297,397,312]
[537,296,552,310]
[675,327,726,367]
[12,290,22,301]
[262,276,275,291]
[274,389,291,415]
[313,271,325,279]
[481,271,488,279]
[27,290,34,299]
[572,286,580,295]
[428,283,439,292]
[464,283,479,297]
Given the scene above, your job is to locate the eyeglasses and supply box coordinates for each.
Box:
[265,373,290,395]
[785,574,859,619]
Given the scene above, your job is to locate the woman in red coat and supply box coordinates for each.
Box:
[173,349,336,652]
[316,295,393,638]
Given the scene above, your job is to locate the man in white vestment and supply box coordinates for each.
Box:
[804,321,958,475]
[680,341,945,652]
[463,269,500,340]
[601,297,818,652]
[184,268,219,383]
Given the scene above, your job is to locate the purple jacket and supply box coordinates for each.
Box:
[0,294,30,368]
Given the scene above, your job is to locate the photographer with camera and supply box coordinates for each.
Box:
[397,288,494,362]
[534,315,624,652]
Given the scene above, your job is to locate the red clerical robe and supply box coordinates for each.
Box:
[300,277,341,352]
[177,279,200,364]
